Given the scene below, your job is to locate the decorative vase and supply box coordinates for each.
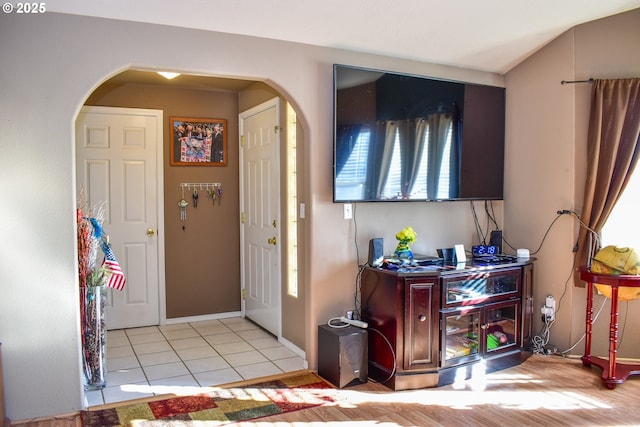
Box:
[394,240,414,259]
[80,285,107,390]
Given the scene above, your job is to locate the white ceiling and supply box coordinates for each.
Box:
[50,0,639,74]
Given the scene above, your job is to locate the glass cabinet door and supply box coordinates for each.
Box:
[443,309,481,366]
[482,300,519,355]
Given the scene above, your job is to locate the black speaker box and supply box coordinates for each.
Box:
[490,230,503,253]
[317,324,368,388]
[368,237,384,267]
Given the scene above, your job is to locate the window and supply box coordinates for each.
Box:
[436,123,453,199]
[381,129,402,199]
[404,121,454,199]
[335,119,455,200]
[411,128,430,199]
[335,127,370,200]
[286,103,298,298]
[601,169,640,249]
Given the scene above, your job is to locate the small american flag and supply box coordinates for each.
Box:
[101,241,126,291]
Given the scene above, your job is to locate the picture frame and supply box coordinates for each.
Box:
[170,117,227,166]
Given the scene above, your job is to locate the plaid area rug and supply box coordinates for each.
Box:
[81,371,336,426]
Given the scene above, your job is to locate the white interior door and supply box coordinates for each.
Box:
[239,98,281,336]
[76,106,164,330]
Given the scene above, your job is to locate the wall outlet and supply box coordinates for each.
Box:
[343,203,353,219]
[540,295,556,322]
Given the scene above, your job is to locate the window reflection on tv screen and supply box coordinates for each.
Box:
[333,65,505,203]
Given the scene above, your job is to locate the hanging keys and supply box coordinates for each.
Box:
[178,186,188,229]
[179,183,222,210]
[178,199,188,223]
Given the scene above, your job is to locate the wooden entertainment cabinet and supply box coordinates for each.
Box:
[361,261,534,390]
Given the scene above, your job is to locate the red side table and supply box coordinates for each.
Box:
[579,266,640,389]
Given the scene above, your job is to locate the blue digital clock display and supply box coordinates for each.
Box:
[472,245,500,257]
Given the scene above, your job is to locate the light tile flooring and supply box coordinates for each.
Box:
[85,317,305,406]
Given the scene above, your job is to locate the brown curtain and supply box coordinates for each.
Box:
[576,78,640,283]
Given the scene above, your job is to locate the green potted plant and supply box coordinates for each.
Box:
[394,226,417,259]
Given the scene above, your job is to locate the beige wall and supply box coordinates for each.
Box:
[0,11,499,416]
[86,83,242,318]
[505,8,640,358]
[2,8,638,421]
[504,30,578,353]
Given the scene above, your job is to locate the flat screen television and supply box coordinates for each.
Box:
[333,64,505,202]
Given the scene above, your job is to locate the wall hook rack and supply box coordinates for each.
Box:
[180,182,222,191]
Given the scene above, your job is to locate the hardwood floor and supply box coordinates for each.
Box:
[254,354,640,426]
[11,354,640,426]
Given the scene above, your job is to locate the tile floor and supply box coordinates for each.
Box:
[85,317,306,406]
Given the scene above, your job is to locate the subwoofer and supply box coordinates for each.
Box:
[317,324,368,388]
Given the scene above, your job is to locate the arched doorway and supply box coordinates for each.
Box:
[77,68,306,405]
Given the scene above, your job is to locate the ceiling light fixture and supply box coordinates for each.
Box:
[157,71,181,80]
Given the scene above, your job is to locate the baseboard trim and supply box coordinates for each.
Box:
[278,335,307,362]
[9,412,78,427]
[163,311,243,325]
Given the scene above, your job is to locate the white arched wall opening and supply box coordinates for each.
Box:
[73,65,313,395]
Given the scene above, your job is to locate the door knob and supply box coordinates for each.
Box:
[147,228,156,237]
[267,236,277,245]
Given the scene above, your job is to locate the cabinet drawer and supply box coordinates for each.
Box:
[442,267,521,308]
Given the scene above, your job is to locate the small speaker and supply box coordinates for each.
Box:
[368,238,384,267]
[317,324,368,388]
[490,230,503,253]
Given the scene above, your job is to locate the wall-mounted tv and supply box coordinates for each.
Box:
[333,64,505,202]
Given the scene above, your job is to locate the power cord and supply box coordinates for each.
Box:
[349,203,365,320]
[557,297,608,356]
[486,200,500,230]
[325,318,397,384]
[505,209,601,355]
[352,203,361,264]
[502,212,563,255]
[470,201,490,244]
[470,200,500,245]
[346,205,398,384]
[545,210,600,312]
[366,327,397,384]
[326,317,352,328]
[533,316,556,355]
[531,209,608,357]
